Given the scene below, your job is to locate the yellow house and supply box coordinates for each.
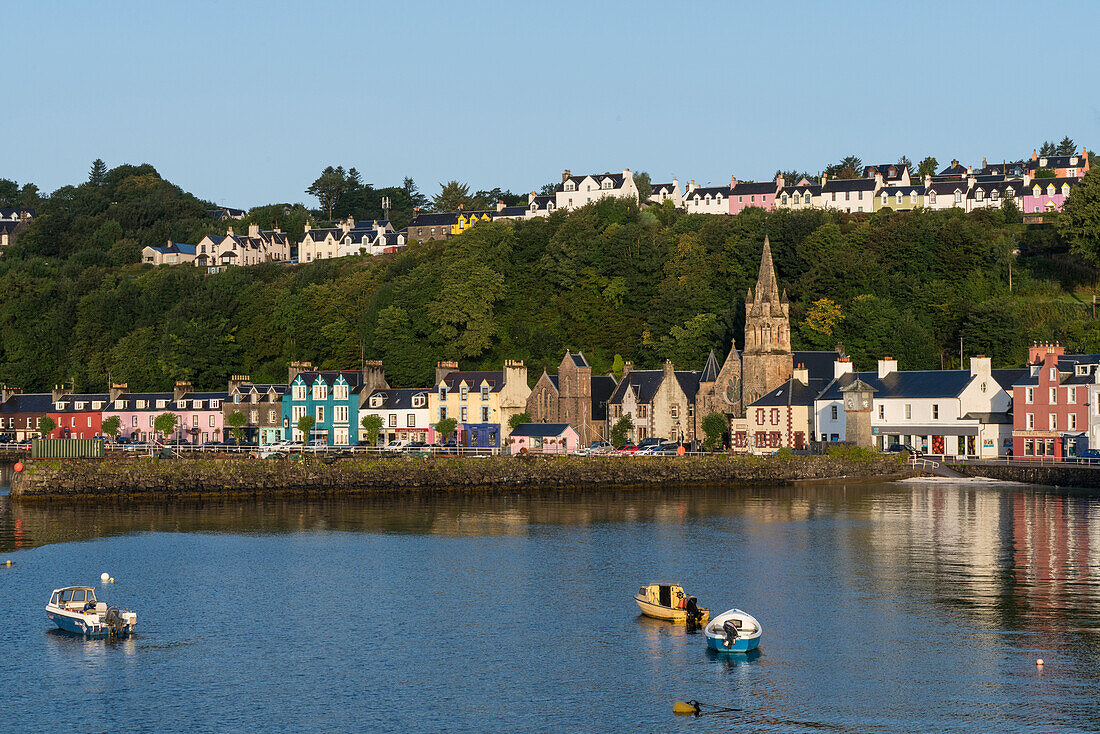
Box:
[429,360,531,449]
[451,211,493,236]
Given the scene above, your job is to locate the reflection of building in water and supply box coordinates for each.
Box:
[1010,492,1095,618]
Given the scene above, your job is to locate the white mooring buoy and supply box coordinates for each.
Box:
[100,572,110,582]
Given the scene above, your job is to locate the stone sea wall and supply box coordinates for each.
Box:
[951,461,1100,488]
[10,454,913,500]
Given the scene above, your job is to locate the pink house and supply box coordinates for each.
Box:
[1021,178,1076,214]
[506,423,580,454]
[102,382,226,444]
[728,175,780,214]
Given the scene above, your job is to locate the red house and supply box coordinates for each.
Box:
[47,390,108,439]
[1011,343,1097,459]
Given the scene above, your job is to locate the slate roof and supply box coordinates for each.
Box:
[293,371,367,389]
[963,411,1012,424]
[104,392,174,411]
[822,177,876,193]
[0,393,52,414]
[818,370,974,401]
[365,388,429,410]
[731,181,777,196]
[0,208,34,220]
[1028,154,1086,171]
[0,222,19,235]
[510,423,576,438]
[991,368,1027,391]
[938,162,968,176]
[557,172,626,192]
[546,374,560,390]
[793,351,842,381]
[977,163,1025,177]
[750,377,829,407]
[51,393,110,412]
[568,351,590,368]
[608,370,700,404]
[676,372,701,402]
[1026,177,1078,192]
[969,180,1025,199]
[496,206,528,218]
[862,164,907,179]
[927,181,969,195]
[1012,354,1100,386]
[700,350,720,383]
[784,184,821,195]
[591,375,616,421]
[439,371,504,392]
[530,195,555,211]
[408,212,458,227]
[879,186,926,197]
[151,242,196,255]
[651,182,676,193]
[686,186,729,199]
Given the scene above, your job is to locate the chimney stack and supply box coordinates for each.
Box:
[228,374,251,395]
[834,357,854,379]
[622,361,634,378]
[436,361,459,385]
[288,361,314,383]
[969,356,991,378]
[173,381,192,402]
[793,364,809,385]
[877,357,897,379]
[248,223,260,238]
[52,384,72,403]
[362,360,389,391]
[562,169,571,184]
[109,383,128,403]
[1,385,21,403]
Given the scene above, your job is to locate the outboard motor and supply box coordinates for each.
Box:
[684,596,702,627]
[104,607,125,635]
[722,619,740,648]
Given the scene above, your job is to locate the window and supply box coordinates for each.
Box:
[670,405,679,419]
[481,406,489,422]
[1049,414,1057,430]
[407,414,415,428]
[878,405,885,420]
[191,415,198,427]
[388,414,397,427]
[209,415,215,427]
[439,385,448,399]
[896,192,902,205]
[881,193,888,205]
[334,428,348,446]
[1026,413,1035,429]
[315,406,325,423]
[439,406,447,420]
[954,191,962,204]
[831,192,836,201]
[292,385,306,401]
[1025,387,1034,404]
[991,189,999,201]
[905,404,912,420]
[1070,413,1077,429]
[830,405,838,420]
[845,191,850,201]
[460,386,468,400]
[931,404,939,420]
[1068,387,1076,403]
[480,386,489,400]
[132,416,137,427]
[929,191,936,204]
[269,410,277,423]
[976,189,984,201]
[334,384,348,401]
[1050,387,1057,404]
[313,383,327,401]
[335,405,348,423]
[564,182,575,191]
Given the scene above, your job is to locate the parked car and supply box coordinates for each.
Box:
[885,443,922,458]
[18,438,34,450]
[382,439,410,453]
[1076,448,1100,462]
[0,435,11,444]
[616,444,640,455]
[638,437,665,449]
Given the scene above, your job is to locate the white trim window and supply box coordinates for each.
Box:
[334,405,348,423]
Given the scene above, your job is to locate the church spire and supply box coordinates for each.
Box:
[754,235,781,304]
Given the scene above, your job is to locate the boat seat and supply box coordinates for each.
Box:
[95,602,107,614]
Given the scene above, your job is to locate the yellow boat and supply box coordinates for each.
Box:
[634,582,710,624]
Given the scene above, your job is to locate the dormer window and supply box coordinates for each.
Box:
[1040,157,1048,167]
[460,385,468,400]
[1062,184,1070,196]
[602,180,612,189]
[1005,188,1014,198]
[412,395,425,408]
[954,190,962,204]
[481,386,490,400]
[991,189,999,201]
[896,192,903,205]
[1047,185,1055,196]
[234,394,240,403]
[564,182,575,192]
[1071,157,1078,166]
[75,402,85,410]
[929,191,936,204]
[1033,186,1041,197]
[439,385,448,399]
[334,383,348,401]
[92,401,103,409]
[211,400,220,409]
[976,189,984,201]
[881,193,888,205]
[119,401,128,410]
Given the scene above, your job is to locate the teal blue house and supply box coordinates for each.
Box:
[282,362,388,446]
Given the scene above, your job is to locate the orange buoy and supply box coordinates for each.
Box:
[13,462,23,472]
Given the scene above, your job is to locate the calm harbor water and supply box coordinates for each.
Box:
[2,477,1099,733]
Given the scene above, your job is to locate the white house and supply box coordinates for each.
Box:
[776,179,821,210]
[194,224,291,269]
[141,241,197,265]
[683,181,730,215]
[819,173,878,213]
[555,169,639,210]
[814,356,1021,458]
[648,178,682,208]
[360,388,433,445]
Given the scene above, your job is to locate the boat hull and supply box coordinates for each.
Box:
[46,608,134,638]
[705,634,760,653]
[634,595,710,623]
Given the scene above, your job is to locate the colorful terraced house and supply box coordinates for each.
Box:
[430,360,531,449]
[282,361,389,446]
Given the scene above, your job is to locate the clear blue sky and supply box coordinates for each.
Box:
[8,0,1100,208]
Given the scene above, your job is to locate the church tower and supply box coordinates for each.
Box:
[741,236,793,406]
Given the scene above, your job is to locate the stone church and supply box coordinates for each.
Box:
[697,235,841,423]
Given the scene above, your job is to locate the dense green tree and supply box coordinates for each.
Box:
[633,171,652,202]
[896,155,913,174]
[361,414,382,446]
[101,415,121,439]
[39,416,56,438]
[825,155,863,180]
[434,417,456,442]
[306,166,348,221]
[1040,141,1057,157]
[609,414,634,447]
[432,181,474,212]
[226,410,248,443]
[89,159,107,186]
[917,156,939,179]
[507,412,532,430]
[701,412,728,450]
[1059,168,1100,265]
[296,415,316,440]
[1056,137,1077,156]
[153,412,177,438]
